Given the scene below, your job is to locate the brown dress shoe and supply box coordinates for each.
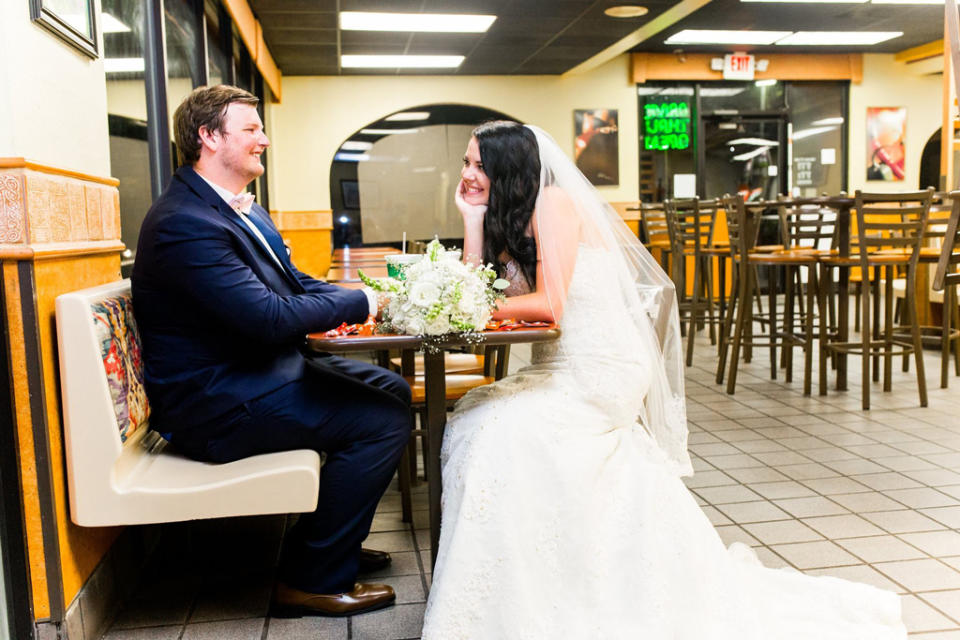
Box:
[271,581,395,617]
[358,548,392,573]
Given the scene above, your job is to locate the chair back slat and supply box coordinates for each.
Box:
[778,200,838,251]
[854,189,933,266]
[934,190,960,291]
[639,202,670,248]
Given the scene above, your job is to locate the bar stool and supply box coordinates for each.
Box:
[640,202,672,273]
[818,189,933,409]
[717,194,819,395]
[933,190,960,387]
[664,197,724,365]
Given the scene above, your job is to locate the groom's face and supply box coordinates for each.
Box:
[213,103,270,184]
[461,137,490,207]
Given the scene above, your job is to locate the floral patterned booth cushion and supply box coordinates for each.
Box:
[91,294,150,442]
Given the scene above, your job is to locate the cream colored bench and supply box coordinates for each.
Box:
[56,279,320,527]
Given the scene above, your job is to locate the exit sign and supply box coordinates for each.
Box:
[723,52,755,80]
[643,101,691,151]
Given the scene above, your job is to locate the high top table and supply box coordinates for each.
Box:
[306,325,561,567]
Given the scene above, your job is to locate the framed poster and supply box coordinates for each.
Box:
[866,107,906,181]
[574,109,619,186]
[30,0,98,58]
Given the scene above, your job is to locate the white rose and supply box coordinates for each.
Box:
[409,280,441,307]
[404,315,426,335]
[457,290,477,314]
[425,314,451,336]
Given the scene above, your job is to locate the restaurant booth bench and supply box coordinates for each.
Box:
[55,279,320,527]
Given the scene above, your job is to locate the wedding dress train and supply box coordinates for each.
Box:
[421,246,905,640]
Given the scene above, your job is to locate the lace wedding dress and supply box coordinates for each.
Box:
[421,246,906,640]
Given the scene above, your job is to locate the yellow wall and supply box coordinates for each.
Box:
[848,54,942,193]
[0,1,110,176]
[268,55,639,211]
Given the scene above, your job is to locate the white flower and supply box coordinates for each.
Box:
[425,315,451,336]
[409,280,442,307]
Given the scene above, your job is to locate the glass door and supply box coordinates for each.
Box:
[699,116,787,201]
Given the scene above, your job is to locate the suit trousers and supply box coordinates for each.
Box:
[172,354,412,593]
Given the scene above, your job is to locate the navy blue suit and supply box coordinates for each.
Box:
[132,166,411,593]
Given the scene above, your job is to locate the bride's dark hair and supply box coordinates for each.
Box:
[472,120,540,289]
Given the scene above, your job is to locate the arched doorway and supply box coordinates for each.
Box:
[919,128,941,191]
[329,104,515,248]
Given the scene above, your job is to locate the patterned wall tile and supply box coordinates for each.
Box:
[49,178,70,243]
[68,182,87,241]
[0,172,26,243]
[84,184,103,241]
[27,175,53,243]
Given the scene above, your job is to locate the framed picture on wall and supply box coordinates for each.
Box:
[30,0,98,58]
[574,109,619,186]
[866,107,906,181]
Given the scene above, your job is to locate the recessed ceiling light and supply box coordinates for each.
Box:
[755,79,777,87]
[341,55,465,69]
[385,112,431,121]
[637,87,663,96]
[340,141,374,151]
[101,12,131,33]
[665,30,792,45]
[334,152,370,162]
[700,87,747,97]
[729,137,780,146]
[359,128,422,135]
[776,31,902,45]
[604,5,649,17]
[104,57,144,73]
[340,11,496,33]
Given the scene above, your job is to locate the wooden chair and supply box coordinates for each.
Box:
[717,194,819,395]
[819,189,933,409]
[639,202,671,273]
[664,197,724,365]
[931,191,960,387]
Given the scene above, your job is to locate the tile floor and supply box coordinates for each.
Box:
[102,326,960,639]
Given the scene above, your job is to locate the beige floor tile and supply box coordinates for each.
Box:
[853,472,925,491]
[715,525,761,548]
[742,520,824,545]
[939,486,960,501]
[769,540,861,570]
[683,470,738,489]
[688,442,743,457]
[877,455,941,472]
[732,439,788,453]
[778,436,831,451]
[874,559,960,592]
[751,451,815,466]
[703,453,766,469]
[694,484,763,504]
[863,510,950,534]
[902,595,960,634]
[751,546,792,569]
[802,477,873,495]
[773,496,850,518]
[899,531,960,558]
[837,535,928,563]
[801,447,861,463]
[700,505,734,526]
[747,481,818,500]
[830,491,910,513]
[920,591,960,626]
[824,458,892,475]
[920,507,960,530]
[801,514,886,539]
[777,462,841,481]
[715,500,792,524]
[886,488,960,510]
[805,564,905,593]
[724,467,791,484]
[905,470,960,487]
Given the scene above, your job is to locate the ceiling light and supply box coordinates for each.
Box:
[812,117,844,125]
[660,87,695,96]
[340,11,496,33]
[104,57,144,73]
[666,30,791,45]
[792,125,838,140]
[604,5,649,17]
[729,137,779,146]
[872,0,942,3]
[341,55,465,69]
[733,146,771,162]
[101,12,131,33]
[700,87,746,97]
[637,87,664,96]
[385,111,431,121]
[334,152,370,162]
[360,128,421,135]
[755,78,777,87]
[775,31,902,45]
[340,141,373,151]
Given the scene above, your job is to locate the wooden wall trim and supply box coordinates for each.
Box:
[896,39,944,64]
[0,241,126,262]
[0,159,119,187]
[222,0,282,101]
[270,210,333,231]
[631,53,864,84]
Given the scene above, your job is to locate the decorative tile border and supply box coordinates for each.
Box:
[0,159,120,247]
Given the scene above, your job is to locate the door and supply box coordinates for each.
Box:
[700,116,786,201]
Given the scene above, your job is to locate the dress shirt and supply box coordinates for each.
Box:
[197,173,377,316]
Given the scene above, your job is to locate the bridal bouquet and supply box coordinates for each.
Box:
[359,239,508,337]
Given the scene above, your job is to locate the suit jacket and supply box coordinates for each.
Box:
[131,166,369,434]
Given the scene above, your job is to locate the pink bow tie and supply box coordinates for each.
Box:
[229,192,256,214]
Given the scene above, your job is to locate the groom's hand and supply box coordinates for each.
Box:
[455,179,487,222]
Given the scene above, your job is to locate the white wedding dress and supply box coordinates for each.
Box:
[421,245,906,640]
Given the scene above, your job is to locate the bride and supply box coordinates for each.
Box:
[420,121,906,639]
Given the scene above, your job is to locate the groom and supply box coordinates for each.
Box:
[131,85,411,616]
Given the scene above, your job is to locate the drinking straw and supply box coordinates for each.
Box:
[402,232,407,254]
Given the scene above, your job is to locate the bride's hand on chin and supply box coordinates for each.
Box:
[455,179,487,223]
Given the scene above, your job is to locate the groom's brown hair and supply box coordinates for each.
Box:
[173,84,259,166]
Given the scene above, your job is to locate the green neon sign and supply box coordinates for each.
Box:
[643,101,691,151]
